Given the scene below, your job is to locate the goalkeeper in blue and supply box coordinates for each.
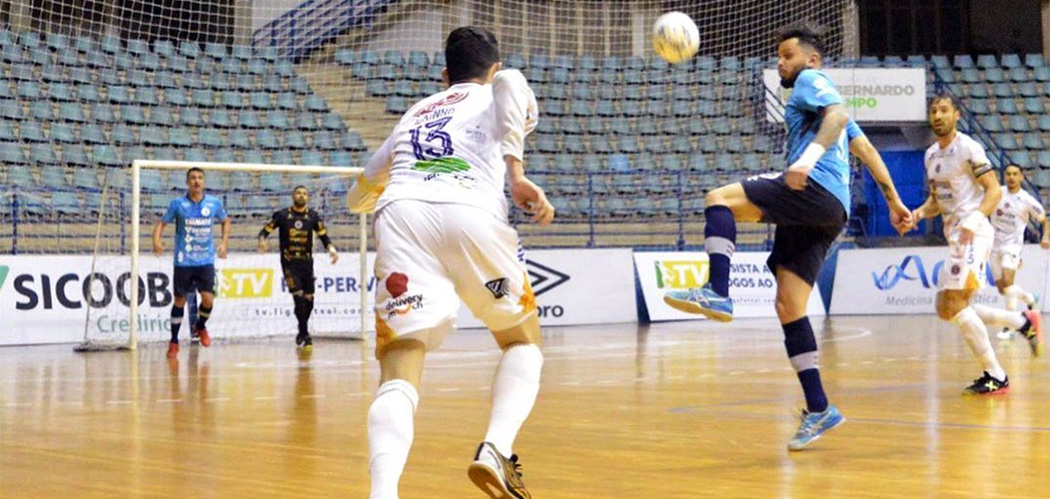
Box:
[664,23,912,450]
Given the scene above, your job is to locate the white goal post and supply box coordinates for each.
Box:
[127,159,367,351]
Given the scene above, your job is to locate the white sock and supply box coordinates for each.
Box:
[483,343,544,458]
[951,307,1007,380]
[972,303,1027,330]
[1004,285,1034,309]
[368,380,419,499]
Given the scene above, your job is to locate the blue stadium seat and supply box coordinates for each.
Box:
[0,142,27,165]
[241,149,265,164]
[121,105,147,125]
[192,89,216,107]
[976,54,997,70]
[284,131,306,149]
[185,149,209,163]
[62,144,90,167]
[80,123,107,145]
[256,129,280,149]
[295,114,319,131]
[73,167,101,190]
[209,108,233,128]
[985,67,1005,82]
[39,164,67,186]
[1038,115,1050,132]
[29,101,54,121]
[996,98,1018,114]
[304,96,328,113]
[238,110,262,128]
[136,87,159,106]
[226,129,250,149]
[1012,151,1033,169]
[1024,133,1045,150]
[106,85,131,104]
[1019,81,1039,97]
[980,115,1004,132]
[1025,53,1045,69]
[18,122,46,142]
[1001,53,1022,68]
[0,122,15,142]
[196,128,222,148]
[174,107,200,128]
[110,124,137,145]
[1025,97,1045,114]
[166,127,192,148]
[954,54,975,68]
[276,92,298,111]
[52,192,81,215]
[1009,67,1029,82]
[149,106,175,127]
[50,122,77,143]
[139,126,166,146]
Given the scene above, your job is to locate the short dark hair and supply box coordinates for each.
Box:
[186,167,204,179]
[445,26,500,84]
[293,185,308,192]
[1004,164,1023,173]
[929,92,959,110]
[777,22,826,55]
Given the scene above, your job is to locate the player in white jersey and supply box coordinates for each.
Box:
[904,94,1041,395]
[348,27,551,499]
[990,164,1049,345]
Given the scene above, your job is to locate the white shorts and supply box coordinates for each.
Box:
[938,220,993,291]
[989,244,1022,281]
[372,200,536,357]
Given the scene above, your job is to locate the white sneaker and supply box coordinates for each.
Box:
[467,442,531,499]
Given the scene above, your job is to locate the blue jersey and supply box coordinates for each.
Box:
[162,194,228,267]
[785,69,851,214]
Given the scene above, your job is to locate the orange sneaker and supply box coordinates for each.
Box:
[194,326,211,347]
[166,341,179,359]
[1021,310,1043,357]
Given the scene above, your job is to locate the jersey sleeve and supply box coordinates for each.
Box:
[314,211,334,249]
[845,119,864,141]
[260,210,279,237]
[214,198,229,221]
[162,199,178,223]
[964,138,993,178]
[347,134,394,213]
[492,69,538,162]
[792,70,843,113]
[1028,193,1046,219]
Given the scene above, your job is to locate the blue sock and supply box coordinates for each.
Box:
[783,317,828,413]
[170,305,184,343]
[704,205,736,297]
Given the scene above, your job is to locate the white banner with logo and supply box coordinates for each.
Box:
[634,251,826,322]
[456,248,637,329]
[762,68,927,123]
[831,245,1050,315]
[0,253,376,346]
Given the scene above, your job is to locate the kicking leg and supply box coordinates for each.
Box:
[938,290,1011,394]
[663,183,763,321]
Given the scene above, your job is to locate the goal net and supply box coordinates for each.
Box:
[0,0,858,347]
[76,160,368,351]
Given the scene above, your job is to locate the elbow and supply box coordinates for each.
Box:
[829,109,850,131]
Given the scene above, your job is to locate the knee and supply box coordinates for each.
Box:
[996,283,1007,295]
[705,188,726,207]
[174,296,186,307]
[936,294,964,321]
[775,295,805,323]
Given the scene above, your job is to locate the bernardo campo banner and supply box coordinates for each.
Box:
[762,68,926,123]
[634,251,825,322]
[456,248,637,329]
[0,253,376,346]
[831,245,1050,315]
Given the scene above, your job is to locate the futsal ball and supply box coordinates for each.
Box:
[652,12,700,64]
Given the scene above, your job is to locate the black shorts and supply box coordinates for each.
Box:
[282,259,315,296]
[173,265,216,297]
[740,173,846,286]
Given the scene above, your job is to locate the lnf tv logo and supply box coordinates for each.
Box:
[219,268,273,298]
[872,255,995,291]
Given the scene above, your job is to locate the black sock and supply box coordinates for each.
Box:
[294,296,313,337]
[196,304,212,330]
[171,305,184,343]
[783,317,828,413]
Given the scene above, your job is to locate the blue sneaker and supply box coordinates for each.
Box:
[788,405,845,451]
[662,283,734,322]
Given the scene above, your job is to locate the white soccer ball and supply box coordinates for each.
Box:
[652,11,700,64]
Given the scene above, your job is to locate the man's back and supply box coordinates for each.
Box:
[377,81,507,219]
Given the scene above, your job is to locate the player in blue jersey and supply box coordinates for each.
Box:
[152,167,231,359]
[663,23,911,450]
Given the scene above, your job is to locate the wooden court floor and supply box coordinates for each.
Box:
[1,316,1048,498]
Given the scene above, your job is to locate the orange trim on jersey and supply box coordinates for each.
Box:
[964,270,981,292]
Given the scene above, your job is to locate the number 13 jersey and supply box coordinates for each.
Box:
[358,72,536,222]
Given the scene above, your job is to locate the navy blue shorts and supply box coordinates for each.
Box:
[740,173,846,286]
[173,265,216,297]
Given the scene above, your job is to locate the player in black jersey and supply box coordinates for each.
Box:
[258,186,339,350]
